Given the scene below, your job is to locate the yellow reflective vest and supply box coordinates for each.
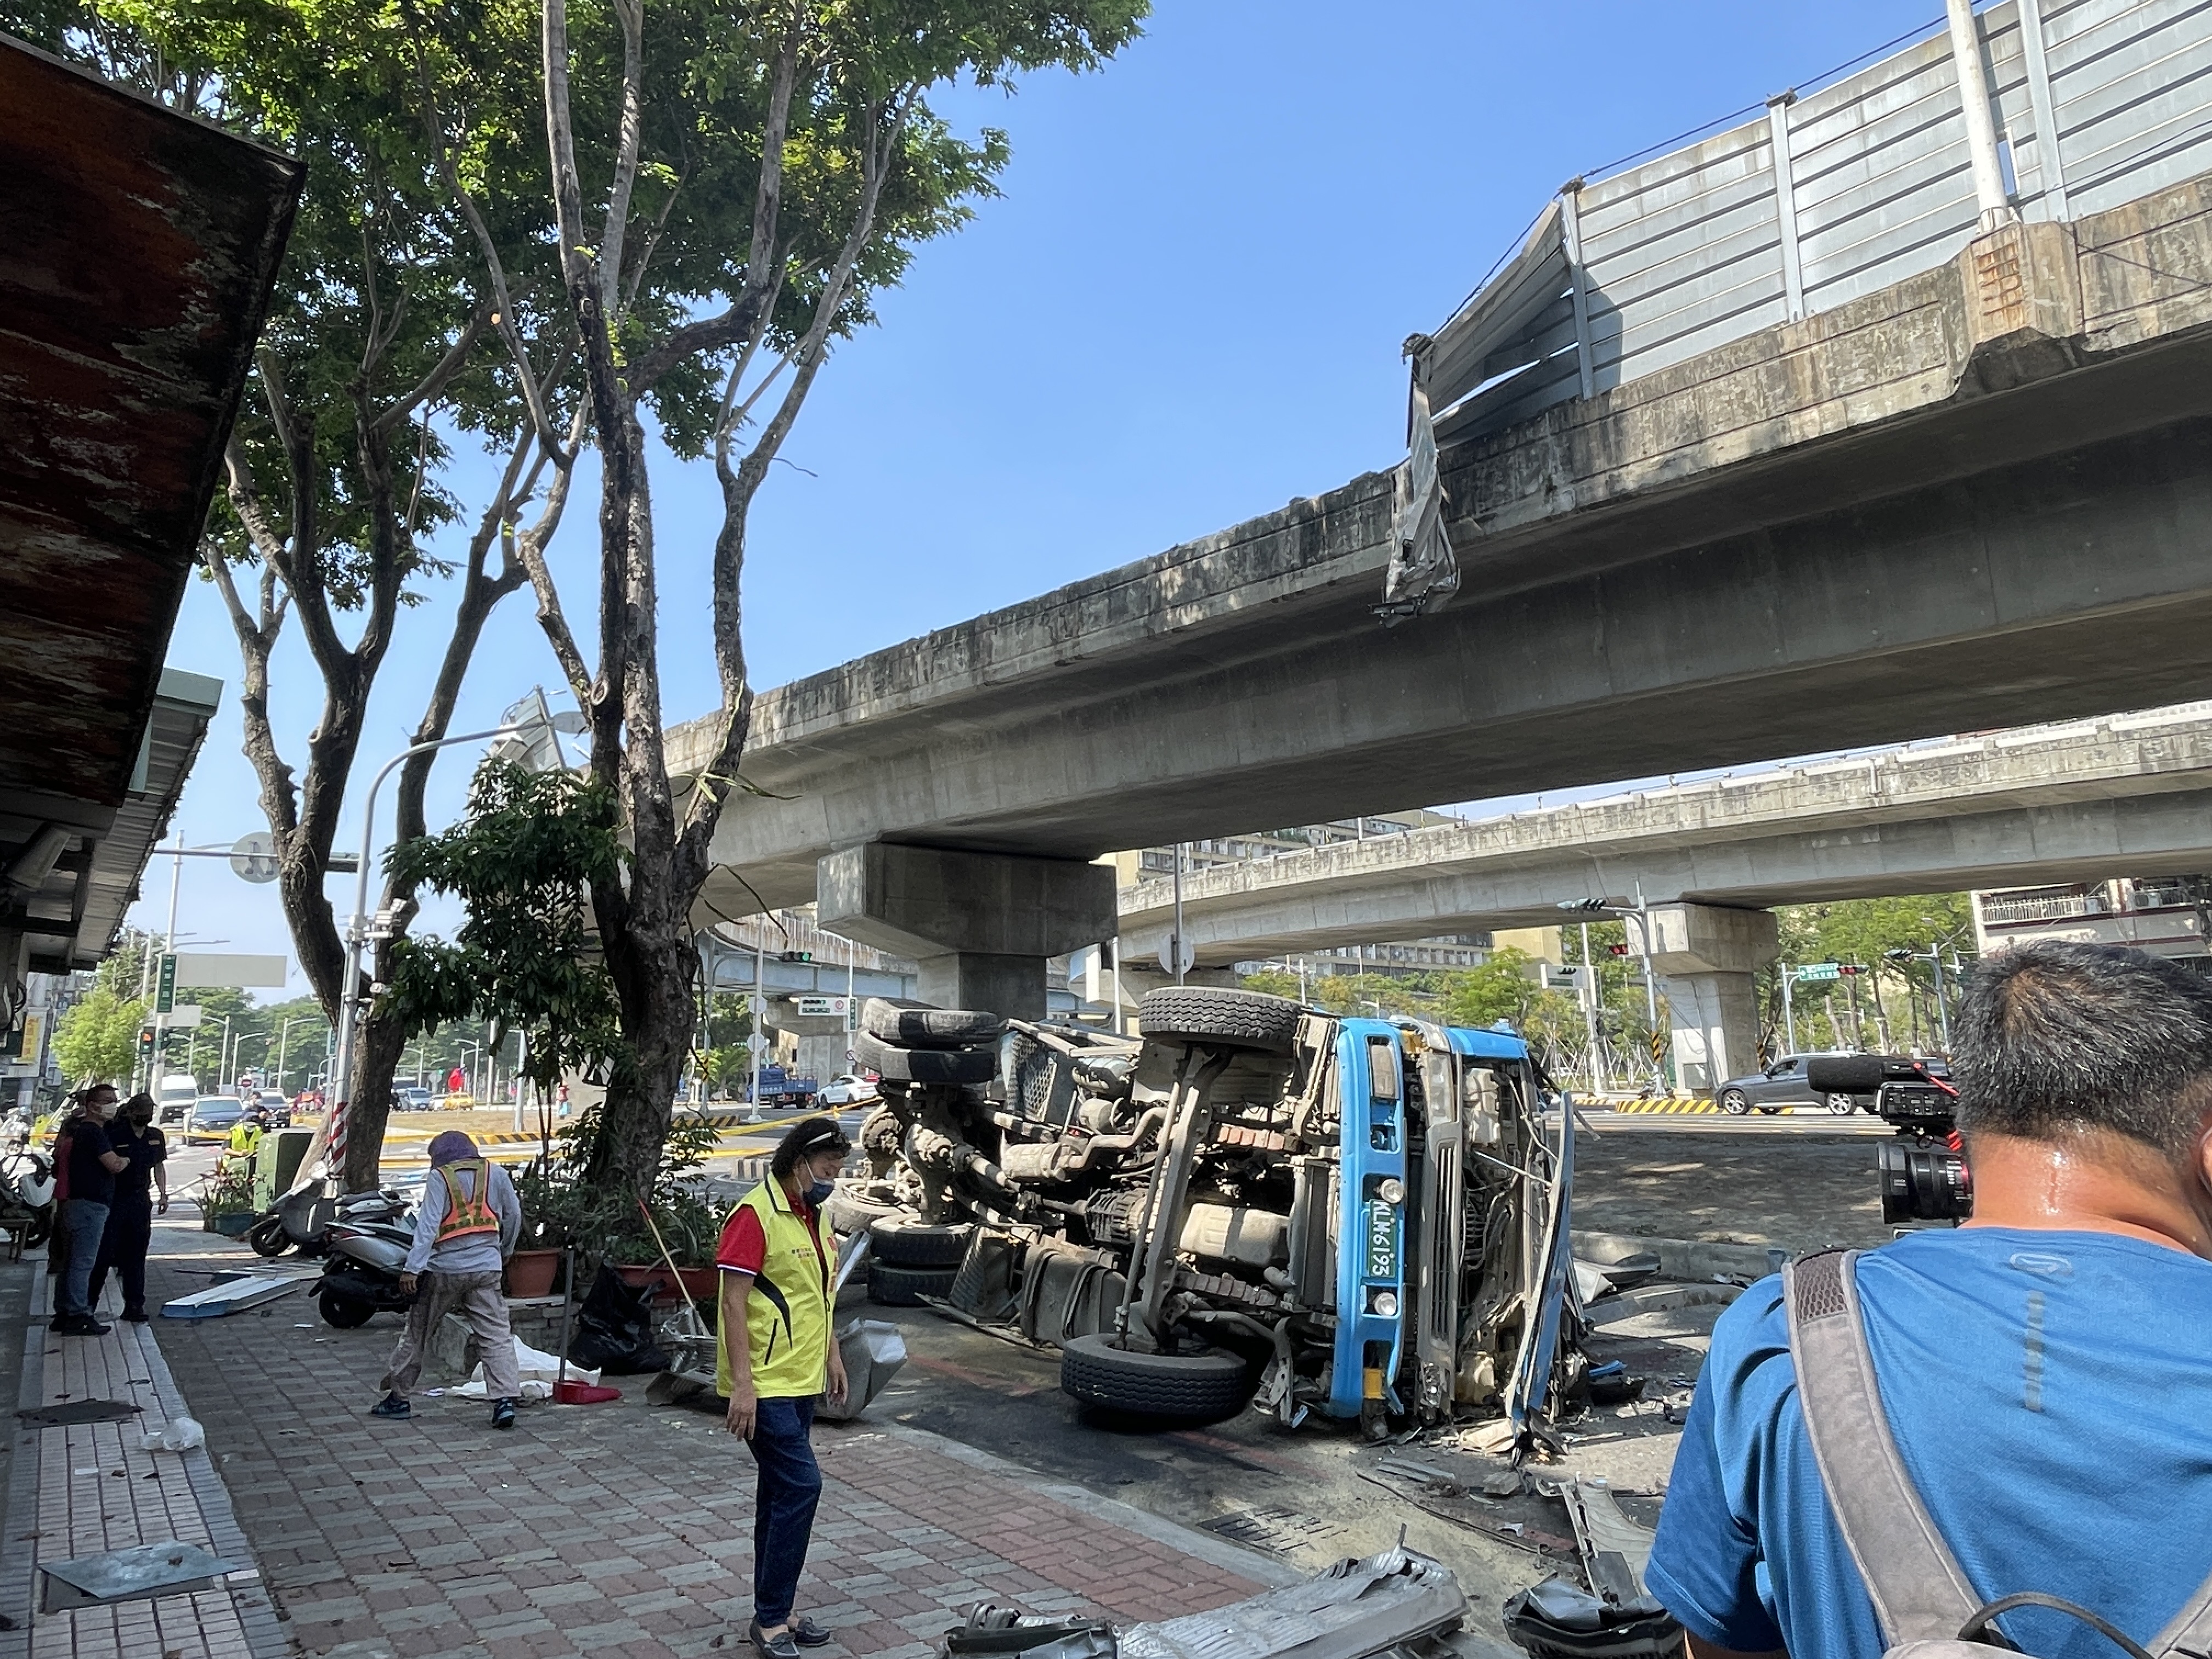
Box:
[716,1177,833,1401]
[227,1121,262,1158]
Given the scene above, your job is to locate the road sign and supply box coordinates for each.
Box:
[794,995,854,1021]
[1538,964,1588,991]
[230,832,279,883]
[1158,936,1195,975]
[1795,962,1842,983]
[155,952,177,1013]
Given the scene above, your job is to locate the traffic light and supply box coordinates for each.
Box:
[1607,943,1632,957]
[776,950,813,963]
[1838,963,1866,976]
[137,1028,156,1063]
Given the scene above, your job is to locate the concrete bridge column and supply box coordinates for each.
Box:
[816,843,1117,1022]
[1628,903,1780,1093]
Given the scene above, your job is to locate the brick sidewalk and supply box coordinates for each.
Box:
[142,1217,1271,1659]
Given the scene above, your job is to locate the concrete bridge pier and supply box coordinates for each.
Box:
[1628,903,1780,1093]
[816,843,1118,1022]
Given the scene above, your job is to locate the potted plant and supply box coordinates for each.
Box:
[199,1164,257,1235]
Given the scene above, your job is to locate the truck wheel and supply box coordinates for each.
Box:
[869,1217,973,1268]
[823,1184,905,1237]
[1060,1333,1254,1421]
[318,1289,375,1329]
[868,1262,957,1306]
[853,1032,997,1086]
[1136,988,1300,1056]
[862,998,1006,1051]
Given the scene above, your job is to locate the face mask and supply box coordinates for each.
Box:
[805,1180,834,1206]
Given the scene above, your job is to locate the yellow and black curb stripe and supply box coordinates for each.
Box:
[1600,1096,1722,1114]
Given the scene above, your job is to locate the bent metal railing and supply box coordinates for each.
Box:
[1413,0,2212,447]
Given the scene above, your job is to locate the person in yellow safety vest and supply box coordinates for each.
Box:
[223,1108,264,1170]
[370,1130,522,1429]
[717,1115,853,1659]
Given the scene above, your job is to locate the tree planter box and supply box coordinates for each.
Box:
[204,1212,255,1238]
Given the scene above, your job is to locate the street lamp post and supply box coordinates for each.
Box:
[322,724,524,1186]
[1560,891,1668,1094]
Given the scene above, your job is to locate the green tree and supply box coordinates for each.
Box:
[506,0,1147,1195]
[1767,893,1972,1054]
[382,761,627,1099]
[50,990,146,1087]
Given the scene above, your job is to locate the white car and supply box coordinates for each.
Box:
[819,1074,879,1107]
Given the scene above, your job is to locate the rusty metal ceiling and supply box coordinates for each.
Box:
[0,35,299,832]
[0,35,301,970]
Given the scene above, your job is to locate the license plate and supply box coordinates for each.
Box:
[1365,1198,1397,1282]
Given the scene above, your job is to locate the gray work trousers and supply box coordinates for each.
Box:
[379,1269,522,1398]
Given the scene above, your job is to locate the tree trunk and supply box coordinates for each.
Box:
[343,1006,409,1192]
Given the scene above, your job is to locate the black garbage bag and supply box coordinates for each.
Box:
[567,1266,670,1374]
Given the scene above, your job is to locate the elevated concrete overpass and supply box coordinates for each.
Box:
[1113,703,2212,1085]
[679,4,2212,1021]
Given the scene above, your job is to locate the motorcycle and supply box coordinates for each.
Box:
[0,1142,55,1250]
[314,1206,419,1328]
[246,1182,408,1260]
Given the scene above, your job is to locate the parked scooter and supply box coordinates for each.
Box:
[246,1183,408,1260]
[315,1204,418,1328]
[0,1137,55,1250]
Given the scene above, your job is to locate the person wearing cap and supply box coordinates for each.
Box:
[89,1092,167,1323]
[370,1130,523,1429]
[718,1114,853,1659]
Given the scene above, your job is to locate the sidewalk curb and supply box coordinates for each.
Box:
[866,1417,1306,1589]
[132,1297,292,1659]
[0,1263,46,1659]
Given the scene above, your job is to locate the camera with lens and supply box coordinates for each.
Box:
[1804,1056,1972,1224]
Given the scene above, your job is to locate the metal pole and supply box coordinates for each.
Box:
[324,724,523,1187]
[1946,0,2018,230]
[1632,894,1663,1092]
[746,926,765,1124]
[1929,949,1953,1054]
[1170,844,1187,986]
[1579,922,1602,1093]
[1781,963,1798,1055]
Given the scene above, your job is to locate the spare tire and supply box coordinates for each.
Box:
[1137,988,1301,1056]
[868,1262,957,1306]
[854,1031,997,1086]
[1059,1333,1253,1421]
[869,1216,973,1267]
[862,997,1006,1051]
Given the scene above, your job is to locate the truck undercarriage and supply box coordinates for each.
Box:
[829,986,1578,1440]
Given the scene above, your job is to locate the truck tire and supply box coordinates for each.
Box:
[854,1032,997,1086]
[822,1184,904,1237]
[1059,1333,1253,1421]
[870,1216,973,1268]
[862,998,1006,1051]
[1137,988,1300,1057]
[868,1262,957,1306]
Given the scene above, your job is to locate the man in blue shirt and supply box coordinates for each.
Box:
[1647,941,2212,1659]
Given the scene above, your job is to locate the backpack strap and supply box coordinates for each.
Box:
[1784,1248,1982,1645]
[2151,1571,2212,1659]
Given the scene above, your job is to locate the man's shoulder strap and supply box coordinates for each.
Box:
[1784,1248,1982,1645]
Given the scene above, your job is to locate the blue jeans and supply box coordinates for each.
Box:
[57,1199,109,1318]
[747,1397,821,1626]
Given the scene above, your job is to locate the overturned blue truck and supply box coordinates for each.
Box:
[829,986,1577,1440]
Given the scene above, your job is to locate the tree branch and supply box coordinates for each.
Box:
[597,0,646,324]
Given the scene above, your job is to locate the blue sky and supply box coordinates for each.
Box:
[139,0,1946,986]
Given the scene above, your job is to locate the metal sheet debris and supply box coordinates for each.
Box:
[1198,1508,1343,1555]
[39,1542,238,1613]
[1121,1544,1468,1659]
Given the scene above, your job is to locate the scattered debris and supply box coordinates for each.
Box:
[18,1400,140,1429]
[1198,1508,1341,1555]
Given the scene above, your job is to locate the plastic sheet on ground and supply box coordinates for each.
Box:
[456,1338,601,1401]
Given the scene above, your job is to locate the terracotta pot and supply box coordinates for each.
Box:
[616,1263,717,1306]
[505,1249,561,1299]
